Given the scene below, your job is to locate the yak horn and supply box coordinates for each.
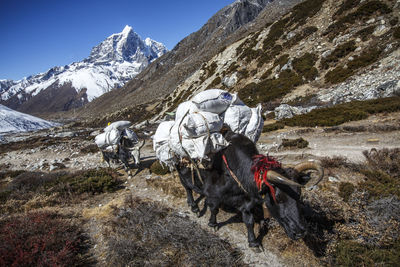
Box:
[267,170,303,187]
[294,160,324,188]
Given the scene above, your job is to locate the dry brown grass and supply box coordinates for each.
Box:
[102,195,244,266]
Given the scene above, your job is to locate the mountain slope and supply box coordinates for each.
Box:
[0,104,57,134]
[0,26,167,115]
[78,0,400,128]
[78,0,297,119]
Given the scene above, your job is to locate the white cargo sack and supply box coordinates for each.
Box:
[245,104,264,142]
[180,111,223,138]
[153,121,175,151]
[223,104,252,135]
[104,120,132,132]
[95,129,121,148]
[175,101,199,122]
[191,89,234,114]
[156,143,176,165]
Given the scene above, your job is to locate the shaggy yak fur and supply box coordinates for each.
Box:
[175,131,311,247]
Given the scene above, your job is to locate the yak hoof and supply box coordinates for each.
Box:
[250,245,262,253]
[191,205,200,214]
[128,175,132,179]
[249,241,261,248]
[208,222,218,230]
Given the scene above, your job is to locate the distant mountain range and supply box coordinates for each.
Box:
[0,104,57,134]
[0,25,167,115]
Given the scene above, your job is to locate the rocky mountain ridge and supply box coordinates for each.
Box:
[0,26,167,115]
[77,0,400,128]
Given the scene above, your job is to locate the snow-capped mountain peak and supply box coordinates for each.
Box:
[0,25,168,113]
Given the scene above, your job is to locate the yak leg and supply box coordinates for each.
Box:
[179,174,199,213]
[241,208,259,247]
[176,165,201,214]
[206,198,219,229]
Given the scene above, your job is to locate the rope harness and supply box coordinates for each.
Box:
[221,153,282,205]
[222,154,249,194]
[251,155,281,203]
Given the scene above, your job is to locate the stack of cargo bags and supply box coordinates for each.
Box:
[95,121,139,152]
[153,89,263,166]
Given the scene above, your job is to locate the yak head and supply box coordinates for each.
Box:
[261,160,324,240]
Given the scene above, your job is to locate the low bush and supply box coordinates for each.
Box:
[358,148,400,200]
[262,122,285,132]
[280,97,400,127]
[281,137,309,149]
[394,27,400,39]
[356,26,375,41]
[239,70,303,106]
[321,40,356,69]
[335,239,400,266]
[338,182,355,202]
[1,169,123,207]
[324,65,353,84]
[292,52,319,81]
[150,161,170,175]
[104,197,243,266]
[0,212,89,266]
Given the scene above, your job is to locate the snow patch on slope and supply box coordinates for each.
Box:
[0,104,58,134]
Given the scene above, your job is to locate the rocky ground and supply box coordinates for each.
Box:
[1,112,400,266]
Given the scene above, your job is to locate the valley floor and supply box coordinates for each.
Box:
[1,112,400,266]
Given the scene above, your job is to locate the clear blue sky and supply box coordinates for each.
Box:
[0,0,234,80]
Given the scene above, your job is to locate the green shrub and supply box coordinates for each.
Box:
[257,45,283,67]
[288,0,325,27]
[61,169,122,195]
[262,122,285,132]
[335,240,400,266]
[150,161,170,175]
[283,26,318,49]
[390,17,399,26]
[325,66,353,84]
[321,40,356,69]
[263,17,288,48]
[207,76,221,89]
[292,52,319,80]
[394,27,400,39]
[358,148,400,199]
[338,182,355,202]
[239,70,303,106]
[356,26,375,41]
[281,137,309,149]
[281,97,400,127]
[274,54,289,68]
[347,47,382,71]
[324,1,391,40]
[334,0,361,18]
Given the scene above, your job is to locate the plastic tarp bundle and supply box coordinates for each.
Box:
[180,111,222,138]
[153,89,263,165]
[104,120,132,132]
[95,129,120,148]
[244,104,264,143]
[223,104,252,135]
[95,120,139,151]
[192,89,237,114]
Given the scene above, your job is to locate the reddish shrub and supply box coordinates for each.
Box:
[0,212,88,266]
